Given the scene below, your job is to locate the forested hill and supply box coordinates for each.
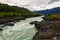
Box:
[0,3,40,19]
[0,3,29,12]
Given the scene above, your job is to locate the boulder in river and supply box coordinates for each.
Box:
[0,29,3,31]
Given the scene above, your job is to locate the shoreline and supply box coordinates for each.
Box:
[0,15,43,31]
[0,15,43,24]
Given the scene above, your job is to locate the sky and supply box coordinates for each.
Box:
[0,0,60,11]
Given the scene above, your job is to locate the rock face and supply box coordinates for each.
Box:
[30,21,47,30]
[30,20,60,40]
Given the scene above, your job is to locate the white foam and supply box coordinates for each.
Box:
[0,16,44,40]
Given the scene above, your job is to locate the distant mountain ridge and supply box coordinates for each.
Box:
[34,7,60,15]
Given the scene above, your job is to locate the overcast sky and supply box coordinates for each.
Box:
[0,0,60,11]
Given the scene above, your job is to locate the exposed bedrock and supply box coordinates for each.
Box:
[30,20,60,40]
[30,21,47,30]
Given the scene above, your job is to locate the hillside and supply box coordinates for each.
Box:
[43,14,60,21]
[0,3,41,25]
[0,3,40,18]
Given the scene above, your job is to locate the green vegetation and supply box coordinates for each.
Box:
[0,3,40,19]
[44,14,60,20]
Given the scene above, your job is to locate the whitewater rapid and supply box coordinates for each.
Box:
[0,16,44,40]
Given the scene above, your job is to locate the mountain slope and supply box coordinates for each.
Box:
[34,7,60,15]
[0,3,40,19]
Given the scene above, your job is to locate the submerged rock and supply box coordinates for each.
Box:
[0,29,3,31]
[4,22,14,26]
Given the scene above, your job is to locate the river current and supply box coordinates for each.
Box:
[0,16,44,40]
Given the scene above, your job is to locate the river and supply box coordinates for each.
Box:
[0,16,44,40]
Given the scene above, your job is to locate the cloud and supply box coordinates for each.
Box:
[0,0,60,11]
[45,1,60,9]
[48,0,60,4]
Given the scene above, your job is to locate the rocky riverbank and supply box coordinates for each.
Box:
[30,17,60,40]
[0,17,26,31]
[0,17,25,24]
[0,15,41,31]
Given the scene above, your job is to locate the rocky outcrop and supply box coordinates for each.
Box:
[30,20,60,40]
[30,21,47,30]
[0,17,25,24]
